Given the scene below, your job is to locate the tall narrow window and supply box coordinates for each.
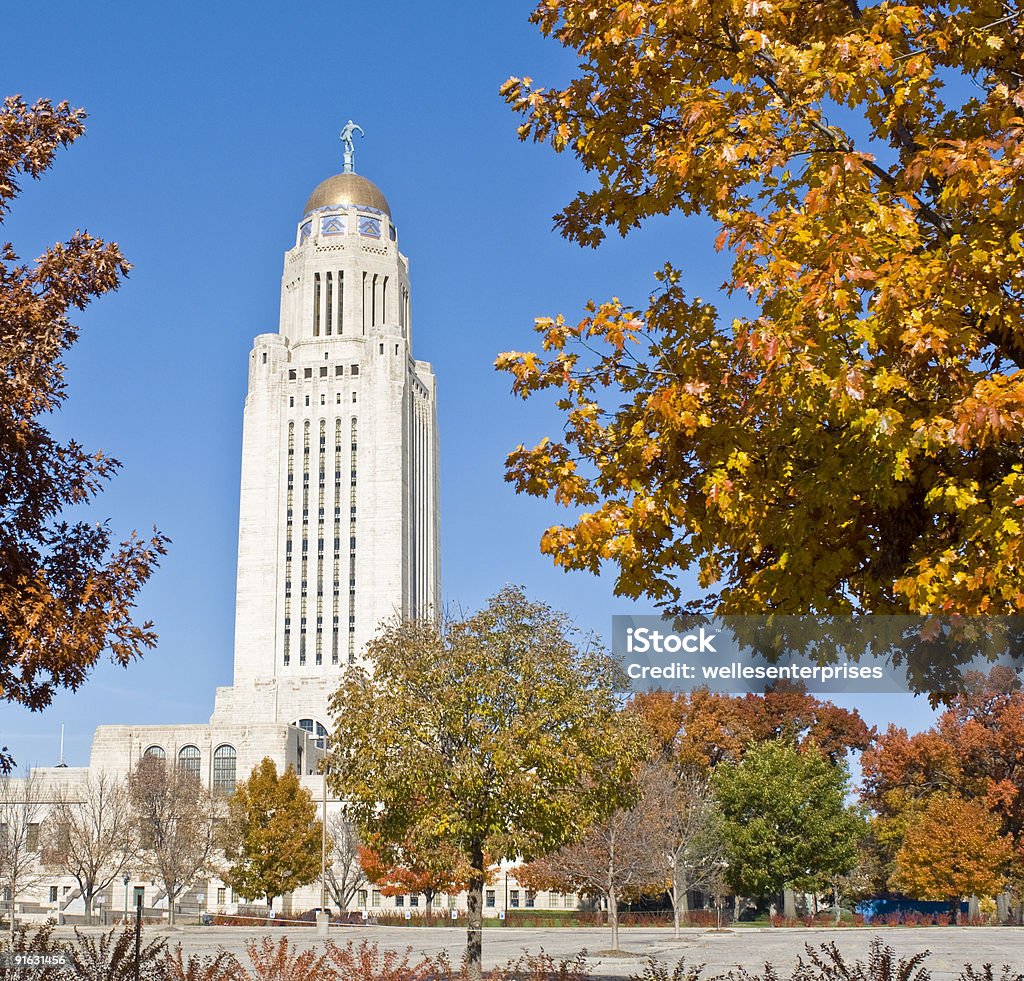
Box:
[284,422,295,665]
[325,272,333,336]
[382,276,388,324]
[362,272,367,334]
[212,745,237,792]
[317,419,326,666]
[333,418,342,665]
[300,421,310,666]
[371,274,378,326]
[348,417,358,663]
[313,273,321,337]
[338,271,344,334]
[178,745,201,782]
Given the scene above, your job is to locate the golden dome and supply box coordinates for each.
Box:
[303,173,391,217]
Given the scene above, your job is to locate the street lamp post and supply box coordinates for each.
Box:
[123,873,130,925]
[321,745,328,910]
[317,737,330,938]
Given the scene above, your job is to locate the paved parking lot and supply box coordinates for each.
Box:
[58,923,1022,979]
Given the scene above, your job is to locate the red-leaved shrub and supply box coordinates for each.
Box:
[243,937,333,981]
[325,940,439,981]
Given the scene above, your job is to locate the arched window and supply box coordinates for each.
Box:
[293,718,330,750]
[178,745,201,782]
[143,745,165,760]
[212,745,237,792]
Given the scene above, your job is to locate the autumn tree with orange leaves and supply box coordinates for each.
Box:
[497,0,1024,620]
[359,836,472,916]
[863,670,1024,834]
[632,684,874,769]
[862,668,1024,916]
[891,794,1014,922]
[0,96,167,770]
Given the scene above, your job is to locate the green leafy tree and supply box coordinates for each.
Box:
[0,95,167,771]
[714,741,863,913]
[327,585,647,980]
[222,757,323,915]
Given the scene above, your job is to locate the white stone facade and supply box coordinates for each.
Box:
[7,160,444,922]
[82,166,442,779]
[232,170,440,732]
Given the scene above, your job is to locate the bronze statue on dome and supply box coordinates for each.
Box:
[340,120,365,173]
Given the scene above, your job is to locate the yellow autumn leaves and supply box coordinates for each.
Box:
[496,0,1024,617]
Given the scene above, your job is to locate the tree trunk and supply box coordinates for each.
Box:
[671,868,689,938]
[783,887,796,920]
[608,884,619,951]
[84,894,93,925]
[265,893,274,925]
[671,876,681,939]
[425,890,434,920]
[996,891,1010,923]
[465,842,485,981]
[950,898,959,925]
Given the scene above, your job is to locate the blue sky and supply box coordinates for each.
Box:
[2,0,938,767]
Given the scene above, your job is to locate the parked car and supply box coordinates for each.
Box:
[296,907,335,921]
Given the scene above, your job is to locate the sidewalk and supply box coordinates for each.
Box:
[65,924,1019,980]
